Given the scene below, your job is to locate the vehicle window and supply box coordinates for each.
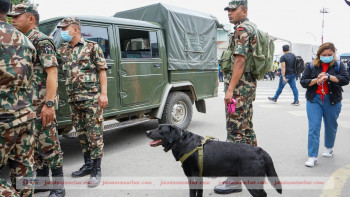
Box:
[39,21,59,36]
[119,29,159,59]
[81,26,111,59]
[149,32,159,58]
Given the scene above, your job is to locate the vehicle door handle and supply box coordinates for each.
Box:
[154,64,161,68]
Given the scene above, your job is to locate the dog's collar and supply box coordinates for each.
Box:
[179,136,215,177]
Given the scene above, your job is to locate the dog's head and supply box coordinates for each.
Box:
[146,124,182,152]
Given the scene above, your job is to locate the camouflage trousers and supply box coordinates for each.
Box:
[33,107,63,170]
[0,121,34,197]
[224,72,257,146]
[70,100,104,159]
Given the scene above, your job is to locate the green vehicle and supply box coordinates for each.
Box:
[39,3,218,135]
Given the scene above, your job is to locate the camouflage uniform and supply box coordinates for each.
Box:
[7,0,64,174]
[26,27,64,170]
[0,20,36,197]
[57,17,108,159]
[223,3,258,146]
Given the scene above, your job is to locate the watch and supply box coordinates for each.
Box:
[327,73,330,80]
[46,100,54,108]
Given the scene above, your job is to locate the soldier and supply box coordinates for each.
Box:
[0,0,36,196]
[214,0,258,194]
[57,17,108,187]
[8,3,65,197]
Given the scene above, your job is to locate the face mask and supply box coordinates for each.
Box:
[61,30,73,42]
[320,56,334,64]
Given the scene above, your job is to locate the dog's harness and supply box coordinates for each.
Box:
[179,136,216,177]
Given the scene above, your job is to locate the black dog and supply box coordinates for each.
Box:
[146,124,282,197]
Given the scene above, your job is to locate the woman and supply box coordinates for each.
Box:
[300,42,349,167]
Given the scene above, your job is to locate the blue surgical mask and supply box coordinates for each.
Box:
[320,56,334,63]
[61,30,73,42]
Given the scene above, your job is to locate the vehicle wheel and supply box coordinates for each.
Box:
[159,91,192,129]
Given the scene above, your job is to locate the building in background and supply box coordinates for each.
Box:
[217,24,231,60]
[291,43,319,63]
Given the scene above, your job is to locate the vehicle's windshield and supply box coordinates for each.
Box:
[39,20,63,48]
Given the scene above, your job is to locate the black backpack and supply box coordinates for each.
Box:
[294,55,305,75]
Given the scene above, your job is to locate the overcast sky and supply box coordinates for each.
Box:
[34,0,350,54]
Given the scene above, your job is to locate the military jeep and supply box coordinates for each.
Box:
[39,3,218,135]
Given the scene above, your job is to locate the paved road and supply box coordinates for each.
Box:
[2,78,350,197]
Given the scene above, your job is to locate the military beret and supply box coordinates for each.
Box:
[57,17,80,28]
[7,3,38,16]
[224,0,248,11]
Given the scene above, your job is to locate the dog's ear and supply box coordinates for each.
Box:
[168,125,181,144]
[163,125,181,152]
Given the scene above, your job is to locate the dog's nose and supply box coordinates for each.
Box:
[146,130,151,136]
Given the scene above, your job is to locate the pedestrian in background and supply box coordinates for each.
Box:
[300,42,349,167]
[267,63,275,81]
[276,61,281,76]
[57,17,108,187]
[0,0,37,196]
[218,63,224,82]
[268,45,300,106]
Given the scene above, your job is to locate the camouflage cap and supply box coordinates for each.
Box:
[7,3,38,16]
[57,17,80,28]
[224,0,248,11]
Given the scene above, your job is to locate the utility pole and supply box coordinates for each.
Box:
[320,7,329,44]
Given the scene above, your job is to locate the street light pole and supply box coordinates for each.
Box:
[320,7,329,44]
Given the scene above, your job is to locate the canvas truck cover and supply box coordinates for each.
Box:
[114,3,218,70]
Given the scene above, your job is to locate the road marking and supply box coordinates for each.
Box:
[320,164,350,197]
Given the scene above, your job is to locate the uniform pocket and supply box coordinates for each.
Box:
[77,56,95,70]
[82,70,98,83]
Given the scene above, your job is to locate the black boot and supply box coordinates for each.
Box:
[71,155,93,177]
[34,166,50,193]
[88,158,101,188]
[49,167,65,197]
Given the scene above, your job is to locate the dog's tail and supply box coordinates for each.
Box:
[262,150,282,194]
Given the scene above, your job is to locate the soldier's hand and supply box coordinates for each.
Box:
[99,94,108,109]
[224,91,234,106]
[40,105,55,127]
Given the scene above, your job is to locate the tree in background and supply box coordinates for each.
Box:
[11,0,29,4]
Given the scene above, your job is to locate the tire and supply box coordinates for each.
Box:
[159,91,193,129]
